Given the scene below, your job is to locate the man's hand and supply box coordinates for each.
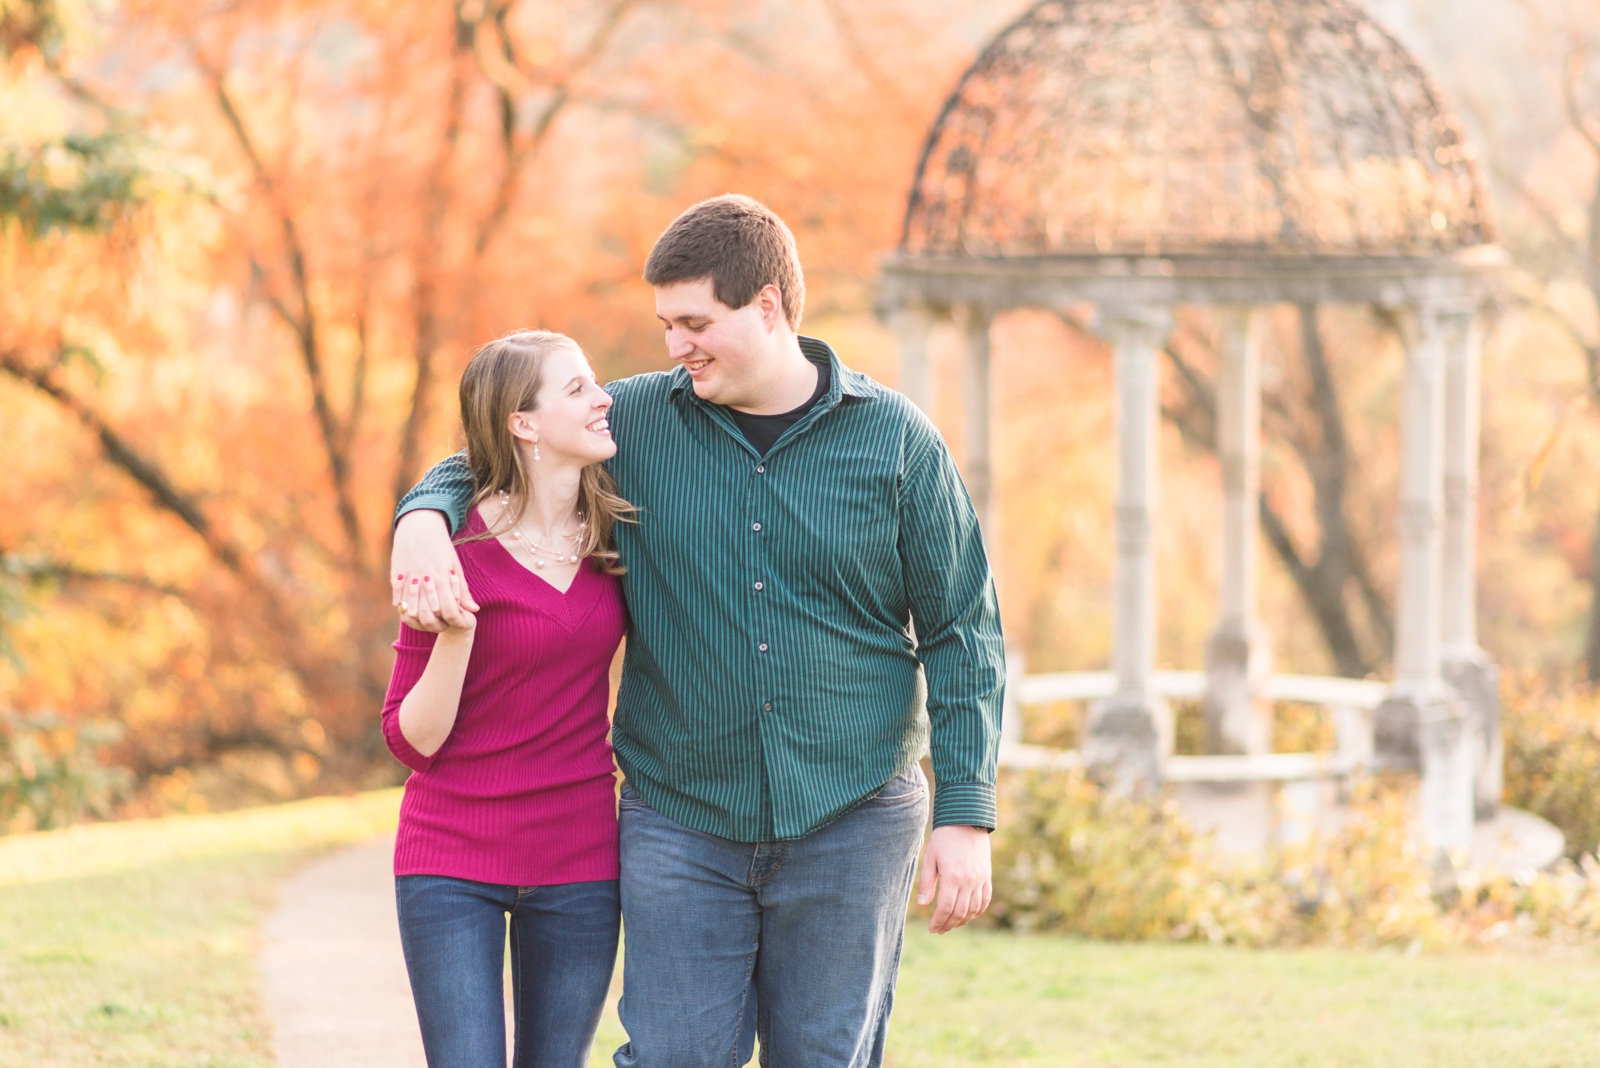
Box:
[391,510,478,632]
[917,824,992,934]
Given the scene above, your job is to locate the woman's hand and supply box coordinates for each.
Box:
[392,511,478,633]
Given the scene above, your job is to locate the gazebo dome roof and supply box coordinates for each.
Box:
[900,0,1495,261]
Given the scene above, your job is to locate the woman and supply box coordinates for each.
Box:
[381,329,631,1068]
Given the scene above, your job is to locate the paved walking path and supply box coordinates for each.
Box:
[260,834,431,1067]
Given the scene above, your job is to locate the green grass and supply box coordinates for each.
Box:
[885,927,1600,1067]
[6,791,1600,1067]
[0,790,402,1067]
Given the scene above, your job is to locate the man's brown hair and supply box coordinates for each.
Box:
[643,194,805,329]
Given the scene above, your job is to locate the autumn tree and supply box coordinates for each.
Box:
[0,0,977,809]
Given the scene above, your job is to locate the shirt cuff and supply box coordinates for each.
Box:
[394,492,464,535]
[382,714,436,774]
[930,780,996,831]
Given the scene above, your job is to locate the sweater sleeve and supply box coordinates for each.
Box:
[381,623,442,773]
[394,451,475,535]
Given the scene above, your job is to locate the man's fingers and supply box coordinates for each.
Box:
[434,581,466,629]
[929,878,960,934]
[979,880,993,916]
[950,884,977,931]
[412,586,441,630]
[457,569,479,612]
[916,854,937,907]
[941,884,972,933]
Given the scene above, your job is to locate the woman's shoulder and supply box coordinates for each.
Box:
[450,507,510,581]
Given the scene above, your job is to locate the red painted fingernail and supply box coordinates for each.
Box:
[411,578,419,584]
[423,576,431,582]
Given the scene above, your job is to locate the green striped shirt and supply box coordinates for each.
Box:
[396,337,1004,840]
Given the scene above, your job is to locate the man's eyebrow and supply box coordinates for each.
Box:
[659,311,711,324]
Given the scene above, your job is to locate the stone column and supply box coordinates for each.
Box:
[959,306,1020,745]
[1374,306,1474,863]
[960,305,997,544]
[1086,303,1174,792]
[893,304,935,414]
[1203,306,1272,755]
[1439,310,1501,818]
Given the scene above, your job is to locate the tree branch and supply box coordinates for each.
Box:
[818,0,917,117]
[392,10,476,508]
[1491,160,1588,266]
[0,346,341,698]
[1514,293,1600,397]
[4,555,187,597]
[203,61,366,572]
[469,0,637,259]
[1,349,243,574]
[1566,50,1600,159]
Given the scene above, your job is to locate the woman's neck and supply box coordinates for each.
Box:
[519,462,583,534]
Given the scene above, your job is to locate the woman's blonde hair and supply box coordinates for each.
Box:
[458,329,633,574]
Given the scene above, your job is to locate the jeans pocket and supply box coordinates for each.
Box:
[866,763,927,806]
[618,781,646,808]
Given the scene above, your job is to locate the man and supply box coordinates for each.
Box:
[390,194,1003,1066]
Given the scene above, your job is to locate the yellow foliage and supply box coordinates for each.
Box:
[985,768,1600,950]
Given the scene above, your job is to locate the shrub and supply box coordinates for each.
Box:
[986,768,1207,939]
[985,769,1442,947]
[983,768,1600,949]
[1501,672,1600,858]
[0,711,134,833]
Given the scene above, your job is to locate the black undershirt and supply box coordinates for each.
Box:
[722,358,831,456]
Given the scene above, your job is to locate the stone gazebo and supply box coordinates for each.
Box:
[876,0,1507,861]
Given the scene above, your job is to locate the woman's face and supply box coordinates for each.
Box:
[519,343,615,467]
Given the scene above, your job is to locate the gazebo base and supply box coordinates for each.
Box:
[1171,781,1564,874]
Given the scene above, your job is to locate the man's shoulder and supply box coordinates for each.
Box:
[838,370,939,444]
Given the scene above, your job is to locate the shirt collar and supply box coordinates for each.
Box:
[668,336,876,402]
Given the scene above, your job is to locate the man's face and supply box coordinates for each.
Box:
[654,278,779,409]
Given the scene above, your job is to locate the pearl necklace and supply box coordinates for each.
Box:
[499,491,586,568]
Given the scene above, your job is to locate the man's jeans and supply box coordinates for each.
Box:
[613,763,929,1068]
[395,875,620,1068]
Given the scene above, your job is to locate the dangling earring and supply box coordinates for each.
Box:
[533,439,541,461]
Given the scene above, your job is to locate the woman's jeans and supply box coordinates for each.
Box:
[395,874,620,1068]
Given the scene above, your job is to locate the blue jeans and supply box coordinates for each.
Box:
[613,763,929,1068]
[395,875,620,1068]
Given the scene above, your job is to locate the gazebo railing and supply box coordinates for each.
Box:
[1002,671,1385,783]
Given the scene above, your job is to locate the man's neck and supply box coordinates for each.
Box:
[728,335,818,416]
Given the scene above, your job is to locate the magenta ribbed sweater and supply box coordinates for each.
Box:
[381,508,626,886]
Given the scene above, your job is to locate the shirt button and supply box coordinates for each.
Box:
[756,465,766,474]
[752,522,762,532]
[758,643,769,652]
[763,702,774,711]
[754,581,764,591]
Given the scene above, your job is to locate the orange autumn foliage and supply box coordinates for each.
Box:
[0,0,998,808]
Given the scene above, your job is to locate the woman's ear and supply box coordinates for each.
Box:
[507,411,539,443]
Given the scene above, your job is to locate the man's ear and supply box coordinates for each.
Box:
[756,284,786,331]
